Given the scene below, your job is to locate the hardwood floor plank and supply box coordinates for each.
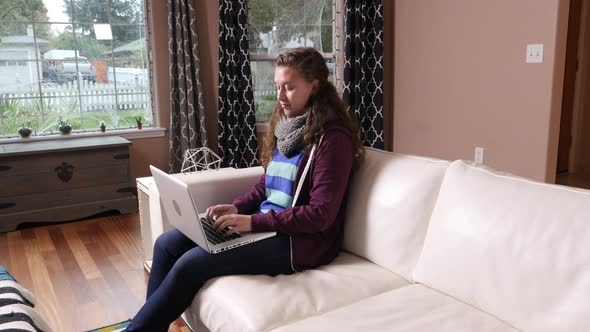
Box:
[99,217,142,272]
[23,238,62,332]
[7,231,33,288]
[61,224,102,280]
[41,247,77,332]
[33,227,55,253]
[21,228,36,241]
[86,222,121,256]
[48,226,95,304]
[84,240,142,320]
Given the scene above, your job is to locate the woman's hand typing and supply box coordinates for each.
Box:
[212,214,252,236]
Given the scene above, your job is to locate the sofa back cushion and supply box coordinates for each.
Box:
[413,160,590,332]
[343,148,449,281]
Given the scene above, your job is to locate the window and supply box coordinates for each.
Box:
[0,0,151,138]
[248,0,337,121]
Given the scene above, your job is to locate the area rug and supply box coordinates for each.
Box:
[85,319,130,332]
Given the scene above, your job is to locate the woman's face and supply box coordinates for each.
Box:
[274,65,318,118]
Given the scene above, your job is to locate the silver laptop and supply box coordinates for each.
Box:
[150,165,276,254]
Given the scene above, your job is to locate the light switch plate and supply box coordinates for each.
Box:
[526,44,544,64]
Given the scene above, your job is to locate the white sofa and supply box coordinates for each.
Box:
[148,148,590,332]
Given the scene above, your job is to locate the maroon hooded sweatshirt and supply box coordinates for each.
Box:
[232,122,356,271]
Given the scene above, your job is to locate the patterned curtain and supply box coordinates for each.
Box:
[167,0,208,173]
[343,0,384,149]
[218,0,259,168]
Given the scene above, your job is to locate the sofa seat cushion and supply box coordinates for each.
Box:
[271,285,519,332]
[185,252,409,332]
[413,160,590,332]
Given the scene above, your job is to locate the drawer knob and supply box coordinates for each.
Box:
[113,154,130,160]
[54,162,75,182]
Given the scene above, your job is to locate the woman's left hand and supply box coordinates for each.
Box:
[213,214,252,236]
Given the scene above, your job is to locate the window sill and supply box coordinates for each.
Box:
[0,127,166,145]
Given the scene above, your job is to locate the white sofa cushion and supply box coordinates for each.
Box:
[343,148,449,280]
[271,285,518,332]
[413,160,590,332]
[184,252,409,332]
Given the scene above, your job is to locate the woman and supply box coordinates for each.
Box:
[126,47,364,331]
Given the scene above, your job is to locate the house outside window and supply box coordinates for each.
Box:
[0,0,151,138]
[248,0,340,122]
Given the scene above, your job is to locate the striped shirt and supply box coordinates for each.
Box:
[259,149,305,213]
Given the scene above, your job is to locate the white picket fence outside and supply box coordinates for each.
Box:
[0,78,150,113]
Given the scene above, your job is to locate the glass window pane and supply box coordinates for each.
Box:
[0,60,41,93]
[0,0,31,23]
[110,0,144,25]
[251,60,277,120]
[0,97,38,137]
[71,0,110,24]
[1,0,150,137]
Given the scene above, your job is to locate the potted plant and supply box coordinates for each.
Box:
[58,117,72,135]
[99,120,106,133]
[135,116,143,129]
[18,122,32,138]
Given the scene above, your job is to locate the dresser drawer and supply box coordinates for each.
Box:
[0,183,134,215]
[0,147,129,178]
[0,163,130,197]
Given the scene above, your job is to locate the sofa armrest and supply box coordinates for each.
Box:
[144,167,264,263]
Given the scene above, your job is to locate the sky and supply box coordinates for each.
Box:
[44,0,70,33]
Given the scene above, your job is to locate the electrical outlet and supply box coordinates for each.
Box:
[474,147,484,164]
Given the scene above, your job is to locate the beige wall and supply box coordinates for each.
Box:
[129,0,219,180]
[393,0,569,182]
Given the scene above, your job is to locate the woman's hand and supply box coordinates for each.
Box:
[212,214,252,236]
[205,204,238,223]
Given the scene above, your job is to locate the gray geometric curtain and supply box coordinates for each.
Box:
[167,0,208,173]
[343,0,384,149]
[218,0,259,168]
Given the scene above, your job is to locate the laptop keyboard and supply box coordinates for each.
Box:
[200,217,242,245]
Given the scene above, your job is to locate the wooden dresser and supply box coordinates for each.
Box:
[0,136,137,232]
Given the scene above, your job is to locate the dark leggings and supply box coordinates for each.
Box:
[126,229,293,332]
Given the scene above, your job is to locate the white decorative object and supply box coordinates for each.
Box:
[181,147,222,174]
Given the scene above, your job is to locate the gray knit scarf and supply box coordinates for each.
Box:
[275,113,307,157]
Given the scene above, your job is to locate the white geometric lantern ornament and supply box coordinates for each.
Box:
[181,147,222,174]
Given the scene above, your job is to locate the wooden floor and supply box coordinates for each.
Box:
[0,213,190,332]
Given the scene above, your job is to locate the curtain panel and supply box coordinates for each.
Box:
[217,0,259,168]
[343,0,384,149]
[167,0,208,173]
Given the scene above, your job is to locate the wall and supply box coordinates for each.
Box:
[392,0,569,182]
[129,0,219,180]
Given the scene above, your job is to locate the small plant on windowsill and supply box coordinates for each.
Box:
[57,117,72,135]
[18,122,33,138]
[99,120,106,133]
[135,116,143,130]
